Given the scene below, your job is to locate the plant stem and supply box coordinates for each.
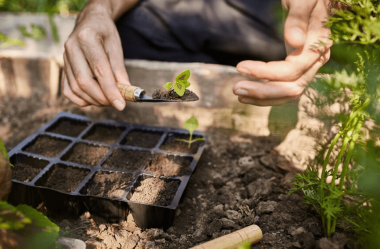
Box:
[188,132,193,148]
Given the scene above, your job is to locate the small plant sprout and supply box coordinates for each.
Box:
[176,116,205,148]
[163,70,191,97]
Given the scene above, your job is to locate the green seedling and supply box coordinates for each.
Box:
[176,116,205,148]
[163,70,191,97]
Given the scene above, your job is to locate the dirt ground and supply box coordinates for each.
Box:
[1,94,355,249]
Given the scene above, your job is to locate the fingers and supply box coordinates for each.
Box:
[63,53,100,106]
[283,0,318,48]
[233,49,329,106]
[61,71,90,107]
[77,27,126,110]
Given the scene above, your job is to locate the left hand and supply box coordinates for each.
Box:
[233,0,332,106]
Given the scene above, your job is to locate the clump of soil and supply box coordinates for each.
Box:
[102,149,152,171]
[37,165,90,193]
[47,118,89,137]
[160,134,204,154]
[152,89,199,101]
[122,130,163,148]
[83,124,125,144]
[12,161,46,182]
[23,135,71,158]
[62,143,109,166]
[83,171,133,198]
[130,177,180,206]
[145,154,192,177]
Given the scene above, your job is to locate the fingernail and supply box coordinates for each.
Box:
[235,89,249,96]
[113,100,125,111]
[240,97,255,105]
[237,67,251,75]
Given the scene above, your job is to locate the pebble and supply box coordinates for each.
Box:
[256,201,278,215]
[226,210,241,220]
[291,227,306,236]
[238,156,256,167]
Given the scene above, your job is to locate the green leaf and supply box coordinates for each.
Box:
[0,139,12,167]
[163,82,173,90]
[183,80,191,88]
[17,24,46,41]
[190,138,205,143]
[48,14,60,43]
[173,81,186,96]
[0,201,31,231]
[183,116,199,135]
[175,70,190,82]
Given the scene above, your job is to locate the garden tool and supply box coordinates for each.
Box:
[117,84,197,102]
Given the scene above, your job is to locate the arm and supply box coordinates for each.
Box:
[62,0,140,110]
[233,0,332,106]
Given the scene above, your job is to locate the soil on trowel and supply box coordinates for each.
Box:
[84,171,133,198]
[38,165,90,193]
[145,154,192,177]
[102,149,152,171]
[83,124,125,144]
[47,118,89,137]
[152,89,199,101]
[130,177,179,206]
[12,162,45,182]
[160,134,204,154]
[23,135,71,158]
[62,143,109,166]
[122,130,163,148]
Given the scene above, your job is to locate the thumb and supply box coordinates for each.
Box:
[283,0,318,48]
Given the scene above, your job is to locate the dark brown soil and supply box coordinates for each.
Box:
[37,165,90,193]
[122,130,163,148]
[62,143,109,166]
[23,135,71,158]
[47,118,89,137]
[83,124,125,144]
[152,89,199,101]
[145,154,192,177]
[12,162,45,182]
[160,134,204,154]
[102,149,152,171]
[83,171,133,198]
[130,177,179,206]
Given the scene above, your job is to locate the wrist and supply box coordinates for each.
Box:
[77,0,113,23]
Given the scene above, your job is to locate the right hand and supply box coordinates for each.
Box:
[62,5,130,110]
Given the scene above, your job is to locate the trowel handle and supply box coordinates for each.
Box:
[117,83,145,102]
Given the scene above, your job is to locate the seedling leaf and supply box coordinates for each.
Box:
[190,138,205,143]
[173,81,186,96]
[163,82,172,90]
[0,139,12,167]
[175,70,190,82]
[184,116,199,135]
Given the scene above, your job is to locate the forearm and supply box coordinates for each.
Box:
[77,0,140,22]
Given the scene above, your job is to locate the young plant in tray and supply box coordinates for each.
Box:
[290,0,380,245]
[177,116,205,148]
[163,70,191,97]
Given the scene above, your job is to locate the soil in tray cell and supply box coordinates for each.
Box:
[160,133,204,154]
[145,154,192,177]
[82,171,133,198]
[46,118,89,137]
[23,135,71,158]
[11,155,49,182]
[83,124,125,144]
[102,149,152,171]
[130,177,180,206]
[36,164,90,193]
[122,130,163,148]
[62,143,109,166]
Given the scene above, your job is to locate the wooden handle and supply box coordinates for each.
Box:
[117,83,141,102]
[190,225,262,249]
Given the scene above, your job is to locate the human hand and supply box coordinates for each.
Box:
[62,3,130,110]
[233,0,332,106]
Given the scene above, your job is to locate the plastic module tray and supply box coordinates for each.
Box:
[8,112,206,229]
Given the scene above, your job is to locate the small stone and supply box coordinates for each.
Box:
[213,204,224,212]
[291,227,306,236]
[175,209,181,217]
[256,201,278,215]
[316,238,339,249]
[220,218,236,229]
[155,239,166,244]
[226,210,241,220]
[238,156,255,167]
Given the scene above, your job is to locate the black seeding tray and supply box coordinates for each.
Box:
[8,112,207,229]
